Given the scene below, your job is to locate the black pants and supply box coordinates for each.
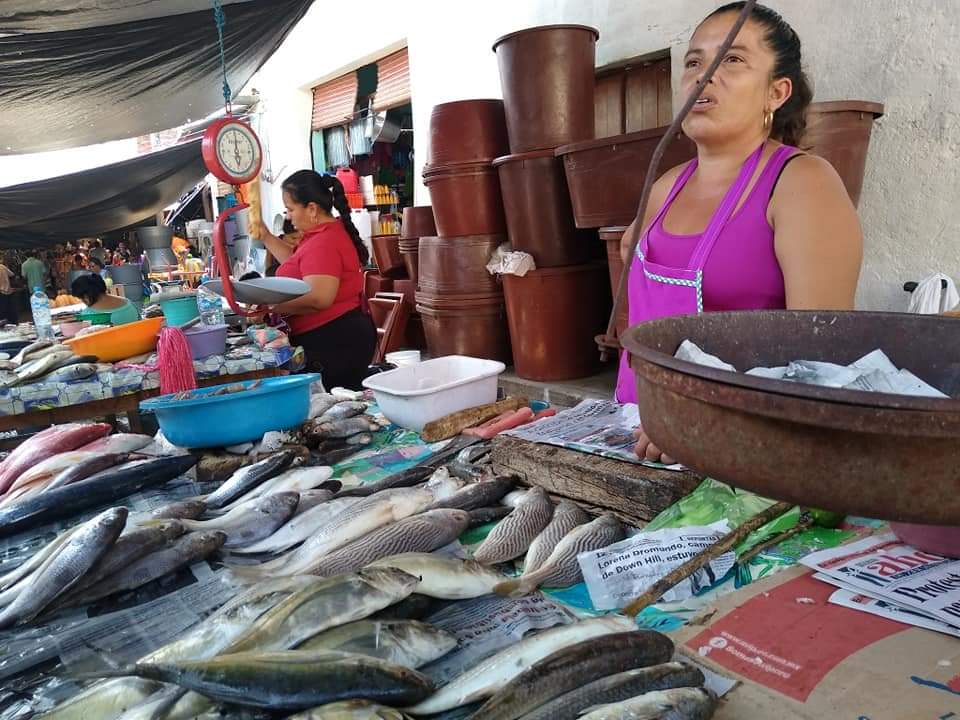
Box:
[0,293,17,324]
[293,308,377,391]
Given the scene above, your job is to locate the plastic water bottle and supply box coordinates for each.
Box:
[197,284,224,326]
[30,287,54,340]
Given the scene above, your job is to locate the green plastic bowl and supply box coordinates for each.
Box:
[81,310,112,326]
[159,296,199,327]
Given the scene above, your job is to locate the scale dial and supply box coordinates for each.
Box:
[201,117,263,185]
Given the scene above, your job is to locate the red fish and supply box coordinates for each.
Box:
[0,423,111,495]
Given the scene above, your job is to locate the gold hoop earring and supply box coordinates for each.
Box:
[763,110,774,130]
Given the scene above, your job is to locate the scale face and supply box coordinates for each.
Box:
[201,117,263,185]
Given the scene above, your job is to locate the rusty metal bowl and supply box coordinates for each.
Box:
[622,310,960,524]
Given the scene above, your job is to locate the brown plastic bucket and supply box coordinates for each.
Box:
[493,149,594,267]
[557,127,697,228]
[599,226,629,337]
[493,25,599,153]
[398,238,420,283]
[429,100,509,165]
[416,291,511,362]
[370,234,406,279]
[802,100,884,208]
[418,235,504,294]
[423,161,507,237]
[400,206,437,240]
[502,263,611,381]
[363,271,393,300]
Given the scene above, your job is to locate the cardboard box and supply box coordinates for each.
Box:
[672,566,960,719]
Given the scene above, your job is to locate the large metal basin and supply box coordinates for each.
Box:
[622,311,960,524]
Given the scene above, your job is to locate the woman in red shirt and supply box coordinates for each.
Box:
[261,170,376,389]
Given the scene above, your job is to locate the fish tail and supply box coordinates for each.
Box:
[493,577,535,598]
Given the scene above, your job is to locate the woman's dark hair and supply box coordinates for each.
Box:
[281,170,369,266]
[72,273,107,305]
[90,257,105,271]
[709,2,813,147]
[73,253,85,266]
[282,219,296,235]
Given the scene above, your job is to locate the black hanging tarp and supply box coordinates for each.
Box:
[0,140,207,248]
[0,0,312,154]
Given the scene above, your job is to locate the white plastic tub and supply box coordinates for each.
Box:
[362,355,505,431]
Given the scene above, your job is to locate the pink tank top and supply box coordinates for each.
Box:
[644,145,799,312]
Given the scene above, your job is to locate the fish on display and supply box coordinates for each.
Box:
[12,338,54,365]
[523,500,590,575]
[42,362,99,383]
[232,496,361,556]
[308,508,471,578]
[467,506,513,529]
[425,467,466,501]
[331,387,364,401]
[226,568,419,653]
[500,489,529,508]
[577,687,718,720]
[338,465,435,498]
[4,451,134,505]
[466,630,676,720]
[63,530,227,607]
[35,678,165,720]
[309,393,340,420]
[404,615,637,715]
[367,552,508,599]
[6,350,77,386]
[472,487,554,565]
[298,618,459,668]
[426,475,517,512]
[0,454,198,538]
[113,649,434,710]
[370,593,441,622]
[446,459,490,482]
[0,422,112,495]
[172,492,300,549]
[44,452,134,493]
[214,466,337,514]
[286,700,410,719]
[0,525,80,593]
[291,488,339,513]
[231,487,435,579]
[66,520,186,596]
[79,433,154,453]
[309,416,381,440]
[518,662,707,720]
[317,401,368,422]
[496,513,625,596]
[204,450,297,509]
[148,498,208,520]
[0,507,127,628]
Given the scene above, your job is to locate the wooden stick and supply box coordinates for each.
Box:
[736,512,813,567]
[421,396,528,442]
[622,500,793,617]
[599,0,758,360]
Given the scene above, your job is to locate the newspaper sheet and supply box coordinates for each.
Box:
[828,587,960,639]
[801,533,960,628]
[579,522,735,610]
[502,399,682,469]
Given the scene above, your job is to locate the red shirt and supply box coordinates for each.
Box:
[276,221,363,336]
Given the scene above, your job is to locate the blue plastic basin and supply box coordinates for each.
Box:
[140,373,319,449]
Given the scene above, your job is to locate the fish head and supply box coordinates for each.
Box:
[359,567,421,595]
[196,530,228,551]
[257,491,301,514]
[98,506,130,528]
[155,520,186,541]
[427,508,471,533]
[390,487,436,517]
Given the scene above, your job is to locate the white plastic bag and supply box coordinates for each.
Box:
[907,273,959,314]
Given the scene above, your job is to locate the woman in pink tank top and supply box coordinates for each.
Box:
[622,2,863,462]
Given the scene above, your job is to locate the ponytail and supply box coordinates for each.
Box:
[282,170,369,266]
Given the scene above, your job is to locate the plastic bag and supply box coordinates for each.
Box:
[907,272,959,314]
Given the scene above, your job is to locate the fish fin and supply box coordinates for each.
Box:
[224,566,273,584]
[493,577,534,598]
[71,666,137,680]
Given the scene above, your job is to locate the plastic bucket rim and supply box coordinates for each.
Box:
[141,373,320,412]
[492,23,600,51]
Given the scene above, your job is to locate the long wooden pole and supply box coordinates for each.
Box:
[599,0,758,360]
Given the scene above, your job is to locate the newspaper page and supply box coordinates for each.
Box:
[579,522,735,610]
[827,587,960,639]
[801,533,960,627]
[502,399,682,469]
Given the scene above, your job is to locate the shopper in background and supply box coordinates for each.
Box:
[89,256,110,279]
[259,170,376,390]
[72,273,138,325]
[20,250,47,294]
[622,2,862,462]
[88,239,108,265]
[0,259,16,323]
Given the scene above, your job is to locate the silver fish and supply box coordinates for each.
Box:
[578,687,718,720]
[368,552,508,599]
[0,528,83,609]
[293,488,338,512]
[6,350,76,386]
[425,466,467,500]
[226,568,420,653]
[501,489,529,508]
[404,615,637,715]
[177,492,299,548]
[523,500,591,575]
[318,401,368,422]
[309,393,340,419]
[204,450,297,509]
[232,496,361,555]
[520,662,707,720]
[497,513,624,596]
[473,487,553,565]
[0,524,79,591]
[215,466,335,514]
[46,452,133,492]
[427,476,517,512]
[309,509,471,578]
[310,416,380,439]
[12,338,54,365]
[36,678,164,720]
[66,530,226,606]
[39,362,98,383]
[299,618,458,668]
[0,506,127,628]
[149,498,208,520]
[286,700,409,719]
[468,506,512,528]
[331,387,364,401]
[346,432,373,445]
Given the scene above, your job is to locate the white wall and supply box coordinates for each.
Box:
[253,0,959,311]
[244,0,410,229]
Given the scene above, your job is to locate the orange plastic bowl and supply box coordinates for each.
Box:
[64,317,163,362]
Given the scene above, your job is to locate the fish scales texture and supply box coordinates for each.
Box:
[298,618,459,668]
[473,487,553,564]
[523,500,590,575]
[205,451,296,509]
[309,509,471,577]
[367,552,507,600]
[467,631,676,720]
[426,476,516,512]
[518,663,706,720]
[577,687,717,720]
